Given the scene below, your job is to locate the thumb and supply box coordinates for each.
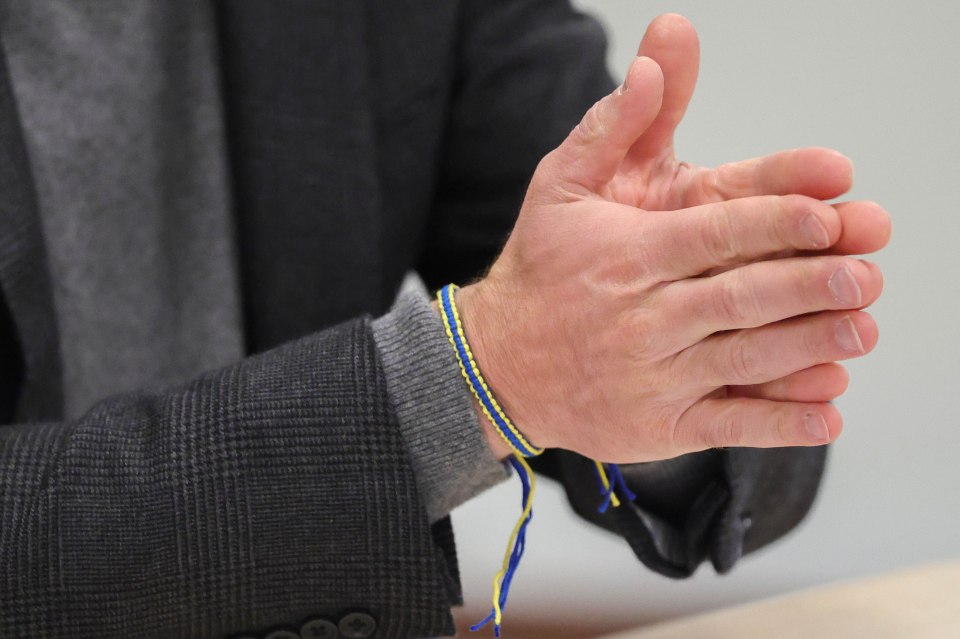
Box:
[629,13,700,159]
[543,55,664,196]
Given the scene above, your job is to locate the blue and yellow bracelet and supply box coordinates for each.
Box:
[437,284,636,637]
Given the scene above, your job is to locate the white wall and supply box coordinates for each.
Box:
[452,1,960,632]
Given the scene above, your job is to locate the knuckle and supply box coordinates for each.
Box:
[533,151,561,180]
[620,228,660,282]
[713,273,754,325]
[774,408,797,445]
[800,319,828,359]
[573,100,609,144]
[530,152,578,203]
[661,350,695,389]
[623,312,660,362]
[728,339,762,382]
[701,204,742,265]
[779,194,827,246]
[697,165,724,202]
[780,193,818,218]
[701,410,745,448]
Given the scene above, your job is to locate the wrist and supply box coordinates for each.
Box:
[431,295,514,460]
[431,284,536,459]
[469,383,515,460]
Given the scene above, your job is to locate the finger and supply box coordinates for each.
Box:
[688,147,854,203]
[820,201,892,256]
[669,310,878,387]
[629,13,700,159]
[539,56,664,196]
[704,201,891,277]
[729,363,849,403]
[638,194,841,280]
[663,256,881,342]
[677,398,841,450]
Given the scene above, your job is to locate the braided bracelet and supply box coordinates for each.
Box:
[437,284,635,637]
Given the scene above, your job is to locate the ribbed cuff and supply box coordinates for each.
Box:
[371,275,509,523]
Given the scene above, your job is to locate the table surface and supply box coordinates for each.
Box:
[599,561,960,639]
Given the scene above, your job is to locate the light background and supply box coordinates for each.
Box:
[452,1,960,635]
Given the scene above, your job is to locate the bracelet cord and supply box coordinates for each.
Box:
[437,284,633,637]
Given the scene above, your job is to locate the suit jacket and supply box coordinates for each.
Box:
[0,1,827,637]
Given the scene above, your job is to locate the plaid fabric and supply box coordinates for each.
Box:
[0,319,460,638]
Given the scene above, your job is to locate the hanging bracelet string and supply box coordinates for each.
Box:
[593,460,637,514]
[437,284,634,637]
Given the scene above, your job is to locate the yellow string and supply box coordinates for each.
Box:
[447,287,542,456]
[593,460,621,509]
[491,454,537,627]
[437,285,543,457]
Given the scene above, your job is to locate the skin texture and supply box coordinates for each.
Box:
[447,14,891,462]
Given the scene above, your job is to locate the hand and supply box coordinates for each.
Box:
[459,15,889,462]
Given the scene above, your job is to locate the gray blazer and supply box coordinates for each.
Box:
[0,1,827,637]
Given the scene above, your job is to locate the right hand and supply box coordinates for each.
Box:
[457,16,888,463]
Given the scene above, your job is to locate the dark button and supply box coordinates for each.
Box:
[301,618,339,639]
[338,612,377,638]
[265,631,301,639]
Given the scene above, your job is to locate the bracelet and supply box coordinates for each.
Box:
[437,283,636,637]
[437,284,542,458]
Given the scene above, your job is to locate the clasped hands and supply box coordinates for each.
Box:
[458,14,890,463]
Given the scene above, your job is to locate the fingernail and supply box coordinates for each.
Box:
[835,316,864,354]
[801,213,830,248]
[804,412,830,443]
[828,265,862,306]
[621,57,640,93]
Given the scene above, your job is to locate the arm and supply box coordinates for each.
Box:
[418,2,888,578]
[0,319,461,638]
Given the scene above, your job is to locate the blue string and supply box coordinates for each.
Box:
[591,463,637,513]
[606,463,637,503]
[498,457,533,604]
[439,286,539,457]
[470,456,534,638]
[591,463,617,513]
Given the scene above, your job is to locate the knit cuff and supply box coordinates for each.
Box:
[371,275,509,523]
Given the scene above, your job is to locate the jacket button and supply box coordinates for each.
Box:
[265,631,301,639]
[338,612,377,638]
[301,618,339,638]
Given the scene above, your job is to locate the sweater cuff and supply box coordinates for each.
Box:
[371,275,509,523]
